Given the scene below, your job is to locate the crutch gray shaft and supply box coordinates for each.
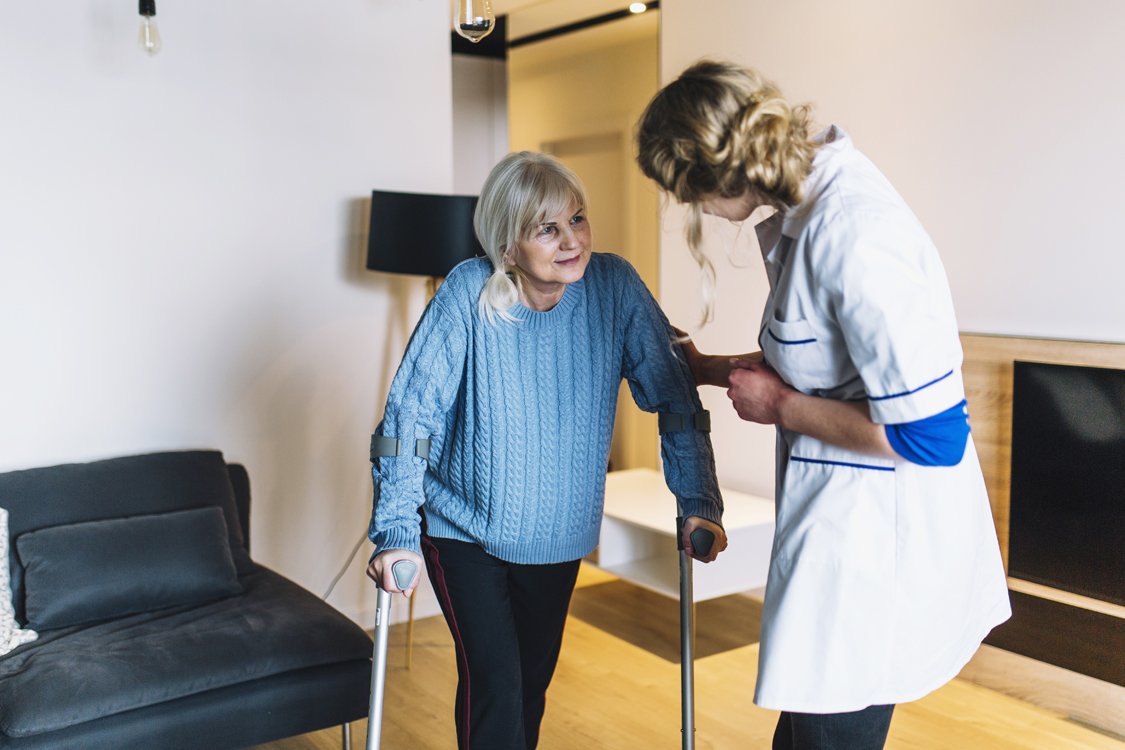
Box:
[366,586,392,750]
[366,560,417,750]
[680,548,696,750]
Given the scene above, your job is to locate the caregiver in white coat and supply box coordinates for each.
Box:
[636,60,1011,750]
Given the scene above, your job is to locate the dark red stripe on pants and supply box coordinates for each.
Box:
[421,533,472,750]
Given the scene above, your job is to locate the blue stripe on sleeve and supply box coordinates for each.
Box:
[884,399,971,467]
[868,369,954,401]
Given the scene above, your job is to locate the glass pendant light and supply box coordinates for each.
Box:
[453,0,494,43]
[138,0,162,56]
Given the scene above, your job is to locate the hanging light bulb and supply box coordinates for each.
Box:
[453,0,494,43]
[138,0,162,56]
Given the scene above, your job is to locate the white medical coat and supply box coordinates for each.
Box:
[752,127,1010,713]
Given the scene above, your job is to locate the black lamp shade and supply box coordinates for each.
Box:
[366,190,484,278]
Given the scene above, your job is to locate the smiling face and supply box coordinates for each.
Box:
[505,201,591,310]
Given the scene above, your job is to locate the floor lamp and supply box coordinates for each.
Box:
[364,189,483,667]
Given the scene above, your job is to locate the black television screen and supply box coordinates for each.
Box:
[1009,360,1125,606]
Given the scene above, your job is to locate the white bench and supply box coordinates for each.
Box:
[594,468,776,601]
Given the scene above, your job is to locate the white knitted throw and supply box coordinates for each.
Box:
[0,508,37,656]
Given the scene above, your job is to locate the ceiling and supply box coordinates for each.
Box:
[487,0,647,40]
[507,10,657,65]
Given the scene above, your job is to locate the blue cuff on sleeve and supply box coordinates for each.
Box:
[884,399,970,467]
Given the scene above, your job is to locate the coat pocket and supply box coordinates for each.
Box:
[774,434,897,574]
[760,317,834,391]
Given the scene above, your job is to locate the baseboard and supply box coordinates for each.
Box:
[958,644,1125,739]
[1008,577,1125,620]
[984,590,1125,686]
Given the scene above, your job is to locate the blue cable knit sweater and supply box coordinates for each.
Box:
[369,253,722,563]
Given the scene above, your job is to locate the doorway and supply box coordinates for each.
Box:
[506,2,662,471]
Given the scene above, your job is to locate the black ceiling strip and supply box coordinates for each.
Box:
[508,1,658,49]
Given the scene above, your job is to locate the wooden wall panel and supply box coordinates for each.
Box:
[960,334,1125,569]
[959,334,1125,738]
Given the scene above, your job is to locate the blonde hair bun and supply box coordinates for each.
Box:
[635,60,819,326]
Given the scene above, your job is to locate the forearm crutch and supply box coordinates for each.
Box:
[678,507,715,750]
[366,560,418,750]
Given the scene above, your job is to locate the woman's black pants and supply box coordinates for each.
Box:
[421,534,581,750]
[772,704,895,750]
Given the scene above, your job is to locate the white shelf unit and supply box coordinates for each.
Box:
[595,468,776,602]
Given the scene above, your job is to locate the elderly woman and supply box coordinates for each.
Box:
[366,151,726,750]
[635,61,1010,750]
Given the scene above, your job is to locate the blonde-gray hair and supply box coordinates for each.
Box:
[475,151,588,323]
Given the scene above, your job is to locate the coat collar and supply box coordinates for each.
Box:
[780,125,849,239]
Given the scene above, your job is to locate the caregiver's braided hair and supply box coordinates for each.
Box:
[636,60,819,324]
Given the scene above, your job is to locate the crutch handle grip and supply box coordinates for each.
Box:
[391,560,418,592]
[689,529,715,557]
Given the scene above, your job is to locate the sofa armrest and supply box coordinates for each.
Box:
[226,464,251,554]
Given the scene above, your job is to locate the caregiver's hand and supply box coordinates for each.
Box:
[727,359,792,425]
[728,358,902,460]
[682,516,727,563]
[367,548,423,596]
[672,326,762,388]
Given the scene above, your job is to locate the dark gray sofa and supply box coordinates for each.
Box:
[0,450,373,749]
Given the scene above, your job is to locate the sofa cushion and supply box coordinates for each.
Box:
[0,451,253,624]
[0,565,373,738]
[18,508,242,631]
[0,661,372,750]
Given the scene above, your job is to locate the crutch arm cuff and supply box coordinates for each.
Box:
[370,434,432,462]
[658,410,711,434]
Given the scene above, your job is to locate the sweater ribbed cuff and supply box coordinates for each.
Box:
[679,497,724,529]
[373,526,422,558]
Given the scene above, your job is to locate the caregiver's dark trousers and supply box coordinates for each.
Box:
[421,533,581,750]
[773,704,895,750]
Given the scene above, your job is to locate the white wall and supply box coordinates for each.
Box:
[0,1,452,627]
[452,54,509,195]
[659,0,1125,500]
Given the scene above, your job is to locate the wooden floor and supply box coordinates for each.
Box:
[253,565,1125,750]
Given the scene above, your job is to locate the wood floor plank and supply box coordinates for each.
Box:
[569,581,762,663]
[254,570,1123,750]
